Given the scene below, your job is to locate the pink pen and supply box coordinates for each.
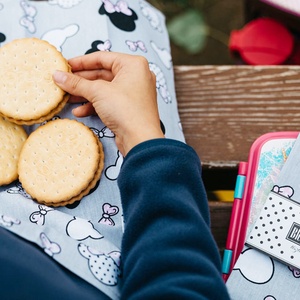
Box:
[222,162,247,281]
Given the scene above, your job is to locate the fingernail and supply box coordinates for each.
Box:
[53,70,67,84]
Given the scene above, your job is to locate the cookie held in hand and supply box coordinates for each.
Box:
[0,38,71,125]
[18,119,104,207]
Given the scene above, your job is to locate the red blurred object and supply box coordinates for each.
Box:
[289,39,300,65]
[229,17,294,65]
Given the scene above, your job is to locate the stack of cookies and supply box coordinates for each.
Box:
[0,38,104,207]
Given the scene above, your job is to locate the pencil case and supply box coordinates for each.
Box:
[222,131,299,281]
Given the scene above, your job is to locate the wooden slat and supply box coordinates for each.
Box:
[174,65,300,169]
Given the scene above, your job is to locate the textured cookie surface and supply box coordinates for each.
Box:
[18,119,104,206]
[0,116,28,185]
[0,38,70,124]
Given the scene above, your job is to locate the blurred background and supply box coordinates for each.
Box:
[148,0,244,65]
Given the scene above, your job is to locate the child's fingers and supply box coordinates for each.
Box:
[68,95,87,104]
[68,51,123,72]
[72,69,114,82]
[72,102,96,117]
[53,70,103,100]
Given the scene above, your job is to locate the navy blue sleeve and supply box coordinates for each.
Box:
[118,139,230,299]
[0,227,110,300]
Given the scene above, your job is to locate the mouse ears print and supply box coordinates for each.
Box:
[99,0,138,32]
[85,40,112,54]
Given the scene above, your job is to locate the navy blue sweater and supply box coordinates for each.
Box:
[0,139,229,299]
[119,139,229,299]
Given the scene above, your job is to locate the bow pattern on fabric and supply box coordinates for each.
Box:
[98,203,119,226]
[103,0,132,16]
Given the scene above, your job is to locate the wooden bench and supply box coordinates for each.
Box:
[174,65,300,254]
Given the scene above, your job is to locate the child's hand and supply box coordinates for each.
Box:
[53,51,164,156]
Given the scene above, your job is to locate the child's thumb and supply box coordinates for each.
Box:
[53,70,90,98]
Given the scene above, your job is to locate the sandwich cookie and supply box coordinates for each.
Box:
[0,38,71,125]
[0,116,28,185]
[18,119,104,207]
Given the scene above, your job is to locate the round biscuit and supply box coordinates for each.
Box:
[0,116,27,185]
[18,119,104,205]
[0,38,70,124]
[38,139,104,207]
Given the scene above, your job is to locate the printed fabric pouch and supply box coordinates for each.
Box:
[0,1,185,299]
